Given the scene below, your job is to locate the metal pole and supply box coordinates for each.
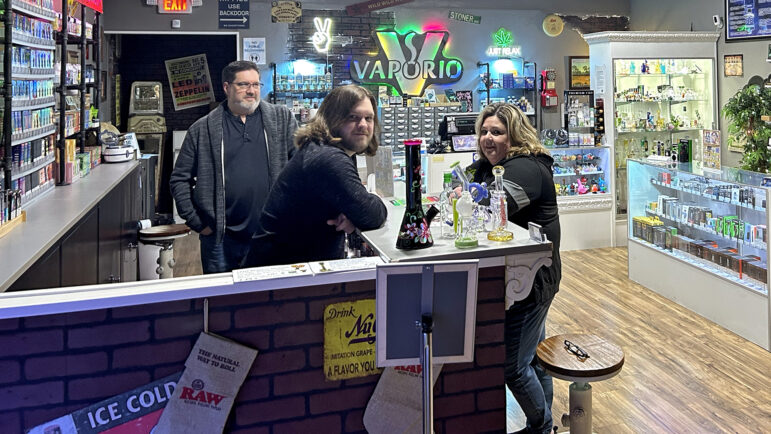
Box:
[421,314,433,434]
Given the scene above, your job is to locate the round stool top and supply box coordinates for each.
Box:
[536,334,624,382]
[139,223,191,240]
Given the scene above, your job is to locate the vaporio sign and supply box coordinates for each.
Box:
[350,30,463,96]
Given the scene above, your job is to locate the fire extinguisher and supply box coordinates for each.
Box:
[540,69,558,107]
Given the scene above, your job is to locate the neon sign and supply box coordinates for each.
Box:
[486,27,521,57]
[312,17,332,53]
[350,30,463,96]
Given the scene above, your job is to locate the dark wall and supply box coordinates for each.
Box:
[117,34,236,214]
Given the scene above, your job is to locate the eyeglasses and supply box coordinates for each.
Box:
[564,339,590,359]
[231,82,262,90]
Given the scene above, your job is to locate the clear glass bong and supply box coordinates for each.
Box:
[487,165,514,241]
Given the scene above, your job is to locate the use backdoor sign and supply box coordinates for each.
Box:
[219,0,249,29]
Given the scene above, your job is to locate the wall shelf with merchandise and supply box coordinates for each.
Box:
[627,158,770,350]
[53,0,101,185]
[477,58,537,129]
[1,0,59,219]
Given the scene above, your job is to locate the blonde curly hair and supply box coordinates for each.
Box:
[475,102,549,162]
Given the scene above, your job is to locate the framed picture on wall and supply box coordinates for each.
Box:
[568,56,590,89]
[724,54,743,76]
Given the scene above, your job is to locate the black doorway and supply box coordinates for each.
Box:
[115,33,237,214]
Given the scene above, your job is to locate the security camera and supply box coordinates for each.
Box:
[713,15,724,29]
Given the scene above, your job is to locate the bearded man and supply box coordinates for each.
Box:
[171,60,298,273]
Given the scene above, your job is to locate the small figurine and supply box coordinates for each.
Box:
[576,177,589,194]
[590,180,599,193]
[598,177,607,193]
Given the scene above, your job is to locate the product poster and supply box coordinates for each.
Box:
[724,54,743,77]
[324,299,381,380]
[164,54,215,111]
[455,90,473,112]
[27,373,181,434]
[702,129,721,171]
[153,333,258,433]
[243,37,266,65]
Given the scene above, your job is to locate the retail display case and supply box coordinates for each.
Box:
[585,31,719,246]
[627,158,770,350]
[268,60,332,124]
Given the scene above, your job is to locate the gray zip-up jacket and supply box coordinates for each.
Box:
[170,100,298,243]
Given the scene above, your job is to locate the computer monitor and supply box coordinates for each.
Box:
[450,134,477,152]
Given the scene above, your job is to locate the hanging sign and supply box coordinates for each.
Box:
[77,0,103,13]
[271,1,302,23]
[346,0,414,16]
[448,10,481,24]
[165,54,215,111]
[243,37,266,65]
[27,373,181,434]
[324,299,381,380]
[350,29,464,96]
[219,0,249,29]
[158,0,191,14]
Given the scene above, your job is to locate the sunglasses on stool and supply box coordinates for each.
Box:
[564,339,590,359]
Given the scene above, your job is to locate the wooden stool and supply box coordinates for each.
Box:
[139,224,190,279]
[536,334,624,434]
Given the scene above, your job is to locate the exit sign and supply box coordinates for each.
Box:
[158,0,192,14]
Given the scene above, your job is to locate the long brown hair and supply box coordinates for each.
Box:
[475,102,548,162]
[294,85,380,156]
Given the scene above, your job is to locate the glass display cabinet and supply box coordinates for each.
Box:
[613,57,715,217]
[585,31,719,247]
[627,158,770,350]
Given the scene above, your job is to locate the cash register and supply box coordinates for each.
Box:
[426,113,479,192]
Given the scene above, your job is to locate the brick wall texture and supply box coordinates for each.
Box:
[286,10,395,90]
[0,266,507,433]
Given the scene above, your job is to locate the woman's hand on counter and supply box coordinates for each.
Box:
[327,213,356,234]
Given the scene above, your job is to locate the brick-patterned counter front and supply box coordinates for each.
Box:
[0,266,506,433]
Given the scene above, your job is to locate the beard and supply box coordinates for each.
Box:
[231,98,259,114]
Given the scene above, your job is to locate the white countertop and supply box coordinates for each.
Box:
[0,161,139,292]
[359,200,553,263]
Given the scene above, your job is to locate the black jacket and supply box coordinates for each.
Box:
[245,142,387,266]
[169,101,297,243]
[469,153,561,303]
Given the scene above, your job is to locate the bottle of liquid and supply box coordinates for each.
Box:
[439,171,455,238]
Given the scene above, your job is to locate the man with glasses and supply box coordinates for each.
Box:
[243,84,387,267]
[171,60,298,273]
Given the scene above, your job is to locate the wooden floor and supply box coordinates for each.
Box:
[173,243,771,432]
[509,247,771,433]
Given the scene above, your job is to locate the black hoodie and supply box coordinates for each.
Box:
[468,152,561,303]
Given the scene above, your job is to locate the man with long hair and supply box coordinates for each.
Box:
[244,85,387,267]
[171,61,298,273]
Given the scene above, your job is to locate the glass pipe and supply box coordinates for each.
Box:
[439,171,456,238]
[487,165,514,241]
[396,139,434,250]
[454,191,478,248]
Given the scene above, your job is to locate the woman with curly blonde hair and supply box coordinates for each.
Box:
[469,102,561,434]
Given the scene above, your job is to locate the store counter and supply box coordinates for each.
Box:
[0,198,552,432]
[0,161,140,292]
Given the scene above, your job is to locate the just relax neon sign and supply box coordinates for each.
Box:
[350,30,463,96]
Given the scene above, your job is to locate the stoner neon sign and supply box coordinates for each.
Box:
[350,30,463,96]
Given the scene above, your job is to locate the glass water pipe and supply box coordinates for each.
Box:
[487,165,513,241]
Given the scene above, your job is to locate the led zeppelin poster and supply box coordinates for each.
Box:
[164,54,215,111]
[324,299,381,380]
